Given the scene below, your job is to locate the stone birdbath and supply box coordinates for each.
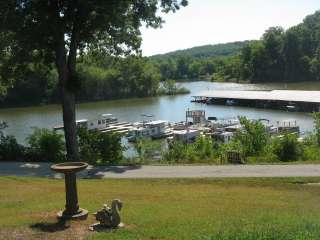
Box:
[51,162,89,220]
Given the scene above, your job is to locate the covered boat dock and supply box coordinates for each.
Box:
[192,90,320,112]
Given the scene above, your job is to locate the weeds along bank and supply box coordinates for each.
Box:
[1,114,320,164]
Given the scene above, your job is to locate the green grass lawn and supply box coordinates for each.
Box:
[1,177,320,239]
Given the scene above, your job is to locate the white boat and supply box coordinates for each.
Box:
[207,118,240,129]
[127,120,172,142]
[170,128,201,143]
[53,113,118,131]
[87,114,118,130]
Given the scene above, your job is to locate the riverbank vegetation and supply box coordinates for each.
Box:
[1,114,320,165]
[1,177,320,239]
[0,54,190,108]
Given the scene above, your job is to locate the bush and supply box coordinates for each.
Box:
[164,140,188,163]
[158,80,190,95]
[0,134,24,161]
[233,117,270,156]
[273,134,302,162]
[26,128,65,162]
[135,138,165,163]
[219,140,244,163]
[312,112,320,146]
[164,136,218,163]
[78,127,124,164]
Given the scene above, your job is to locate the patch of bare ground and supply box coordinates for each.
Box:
[0,214,96,240]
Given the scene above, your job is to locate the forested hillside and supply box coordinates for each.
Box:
[151,41,252,59]
[151,10,320,82]
[222,10,320,82]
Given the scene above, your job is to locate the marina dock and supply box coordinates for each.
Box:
[192,90,320,112]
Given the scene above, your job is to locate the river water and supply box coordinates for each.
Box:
[0,81,319,143]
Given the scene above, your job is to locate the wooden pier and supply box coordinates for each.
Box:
[192,90,320,112]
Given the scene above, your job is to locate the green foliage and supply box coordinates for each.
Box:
[273,134,302,162]
[162,80,177,94]
[219,141,244,163]
[77,127,123,165]
[301,134,320,161]
[157,10,320,83]
[26,128,65,162]
[237,11,320,82]
[0,0,188,107]
[151,41,253,59]
[77,56,161,100]
[158,79,190,95]
[135,138,165,163]
[312,112,320,145]
[232,117,270,156]
[1,9,320,109]
[0,134,24,161]
[164,136,218,163]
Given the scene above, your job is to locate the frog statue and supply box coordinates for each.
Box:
[94,199,123,228]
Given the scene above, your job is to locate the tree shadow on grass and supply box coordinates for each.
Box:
[30,219,70,233]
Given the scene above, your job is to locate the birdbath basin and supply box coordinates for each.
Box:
[51,162,88,220]
[51,162,88,174]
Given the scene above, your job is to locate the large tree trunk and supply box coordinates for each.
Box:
[61,80,79,161]
[55,33,79,162]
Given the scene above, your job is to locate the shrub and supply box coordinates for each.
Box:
[158,80,190,95]
[26,128,65,162]
[312,112,320,146]
[135,138,165,163]
[219,140,244,163]
[302,144,320,161]
[164,136,217,163]
[0,134,24,161]
[273,134,302,162]
[78,127,124,164]
[164,139,187,163]
[233,117,270,156]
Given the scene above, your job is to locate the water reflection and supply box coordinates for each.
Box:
[0,81,318,143]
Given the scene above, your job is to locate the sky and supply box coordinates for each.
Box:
[140,0,319,56]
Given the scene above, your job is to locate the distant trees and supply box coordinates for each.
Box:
[151,41,251,81]
[238,11,320,83]
[154,10,320,83]
[77,55,161,100]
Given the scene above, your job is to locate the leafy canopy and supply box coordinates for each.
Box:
[0,0,187,58]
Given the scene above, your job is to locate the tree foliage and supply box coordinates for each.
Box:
[0,0,188,160]
[26,128,65,162]
[77,127,123,164]
[232,117,270,156]
[237,11,320,82]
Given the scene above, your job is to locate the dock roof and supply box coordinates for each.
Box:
[194,90,320,104]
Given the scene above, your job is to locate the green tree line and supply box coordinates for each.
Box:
[237,10,320,83]
[1,10,319,108]
[152,10,320,83]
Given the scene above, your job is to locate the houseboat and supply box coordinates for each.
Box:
[127,120,172,142]
[53,113,118,131]
[169,128,201,143]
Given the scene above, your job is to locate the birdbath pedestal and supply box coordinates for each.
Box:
[51,162,88,220]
